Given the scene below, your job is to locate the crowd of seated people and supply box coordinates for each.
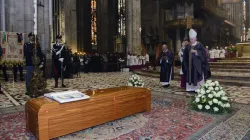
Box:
[74,52,125,74]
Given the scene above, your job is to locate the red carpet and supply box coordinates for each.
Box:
[0,96,212,140]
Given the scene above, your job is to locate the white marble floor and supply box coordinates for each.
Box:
[0,72,250,108]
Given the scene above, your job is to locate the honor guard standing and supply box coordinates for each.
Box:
[0,45,2,92]
[24,32,35,95]
[52,35,66,88]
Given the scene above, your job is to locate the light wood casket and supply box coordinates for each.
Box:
[25,86,151,140]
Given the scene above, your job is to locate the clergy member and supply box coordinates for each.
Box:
[183,29,208,92]
[158,44,174,88]
[179,39,188,89]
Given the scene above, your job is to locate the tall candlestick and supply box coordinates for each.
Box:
[33,0,38,34]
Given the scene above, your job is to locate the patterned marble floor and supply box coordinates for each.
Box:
[0,72,250,108]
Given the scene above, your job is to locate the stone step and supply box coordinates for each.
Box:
[217,60,250,62]
[134,70,250,87]
[210,68,250,73]
[209,65,250,69]
[222,58,250,60]
[209,62,250,65]
[141,69,250,81]
[149,67,250,73]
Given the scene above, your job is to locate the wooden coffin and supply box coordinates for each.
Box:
[25,86,151,140]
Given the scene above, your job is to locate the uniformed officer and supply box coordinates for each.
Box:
[23,32,35,95]
[52,35,66,88]
[0,45,2,93]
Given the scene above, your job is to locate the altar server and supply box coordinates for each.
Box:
[183,29,210,92]
[52,35,66,88]
[142,55,146,65]
[135,55,139,65]
[127,53,132,66]
[145,53,149,69]
[214,46,220,59]
[219,47,226,58]
[158,44,174,88]
[209,49,215,60]
[131,54,136,66]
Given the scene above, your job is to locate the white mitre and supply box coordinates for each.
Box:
[189,29,197,38]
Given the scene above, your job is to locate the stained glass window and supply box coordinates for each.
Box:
[118,0,126,36]
[91,0,97,45]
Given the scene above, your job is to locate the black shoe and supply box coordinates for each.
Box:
[20,78,24,81]
[62,84,66,88]
[162,85,170,88]
[25,92,30,95]
[55,80,58,88]
[165,85,170,88]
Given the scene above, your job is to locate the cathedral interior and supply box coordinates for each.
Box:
[50,0,244,55]
[0,0,250,140]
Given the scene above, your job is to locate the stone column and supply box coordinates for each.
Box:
[64,0,77,52]
[60,0,65,42]
[176,28,181,53]
[49,0,53,50]
[126,0,141,54]
[97,0,118,53]
[37,0,50,53]
[1,0,5,31]
[76,0,91,52]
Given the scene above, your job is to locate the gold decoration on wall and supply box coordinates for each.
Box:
[203,0,228,18]
[186,16,193,29]
[164,19,203,29]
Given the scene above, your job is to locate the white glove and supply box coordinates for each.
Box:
[39,62,44,68]
[59,58,64,62]
[80,59,83,62]
[56,51,60,55]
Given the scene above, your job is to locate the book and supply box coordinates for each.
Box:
[44,90,90,103]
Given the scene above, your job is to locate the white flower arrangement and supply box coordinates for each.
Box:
[127,74,144,87]
[191,80,231,114]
